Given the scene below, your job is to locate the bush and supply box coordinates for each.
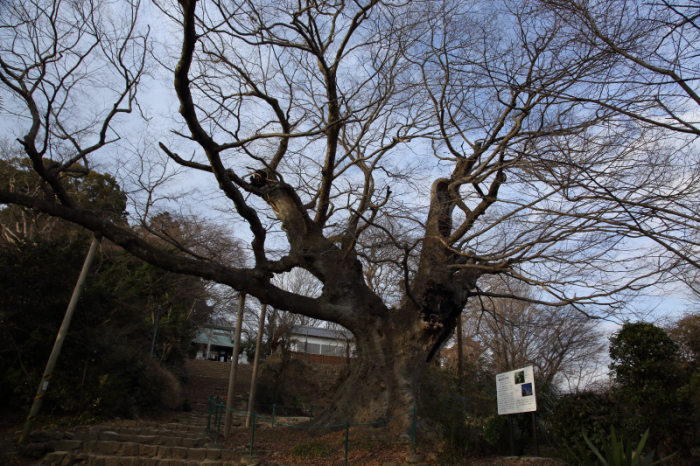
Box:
[609,322,692,455]
[419,365,495,457]
[0,235,193,421]
[87,349,183,418]
[551,391,622,457]
[552,322,696,461]
[564,427,677,466]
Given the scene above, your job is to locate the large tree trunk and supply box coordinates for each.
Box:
[313,178,482,426]
[314,308,428,426]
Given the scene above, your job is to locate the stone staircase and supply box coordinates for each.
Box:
[184,359,254,412]
[34,418,252,465]
[31,359,268,466]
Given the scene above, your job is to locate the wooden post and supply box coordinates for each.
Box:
[532,411,539,457]
[508,414,515,457]
[205,327,213,359]
[456,313,464,392]
[246,303,267,428]
[224,292,246,436]
[150,305,162,357]
[18,235,100,445]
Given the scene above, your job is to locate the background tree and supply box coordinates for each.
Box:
[667,312,700,446]
[608,322,692,454]
[461,277,606,386]
[535,0,700,285]
[0,233,196,419]
[667,312,700,366]
[550,319,699,458]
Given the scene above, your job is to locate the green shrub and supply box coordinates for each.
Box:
[90,349,183,418]
[0,235,194,420]
[563,427,676,466]
[609,322,693,455]
[419,365,495,457]
[551,391,622,455]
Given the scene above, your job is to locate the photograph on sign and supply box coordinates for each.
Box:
[514,371,525,384]
[496,365,537,415]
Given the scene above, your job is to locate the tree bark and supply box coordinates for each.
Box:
[311,294,460,426]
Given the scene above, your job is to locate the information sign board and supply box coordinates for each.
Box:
[496,366,537,415]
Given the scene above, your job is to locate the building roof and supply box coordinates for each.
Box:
[291,325,353,341]
[193,327,234,348]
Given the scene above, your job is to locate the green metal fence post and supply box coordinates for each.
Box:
[249,412,256,456]
[206,397,213,433]
[272,404,275,427]
[216,403,223,443]
[213,401,218,431]
[344,422,349,466]
[214,395,220,431]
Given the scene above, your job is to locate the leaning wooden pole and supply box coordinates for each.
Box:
[245,303,267,428]
[18,234,101,445]
[224,292,246,436]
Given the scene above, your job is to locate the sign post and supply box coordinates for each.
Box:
[496,366,537,456]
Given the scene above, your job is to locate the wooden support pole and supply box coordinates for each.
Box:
[18,235,100,445]
[224,292,246,436]
[246,303,267,428]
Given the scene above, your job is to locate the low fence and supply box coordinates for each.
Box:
[207,396,417,466]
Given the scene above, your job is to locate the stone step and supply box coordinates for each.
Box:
[65,433,210,448]
[77,426,208,438]
[30,362,269,466]
[185,385,251,394]
[41,448,253,465]
[141,422,206,432]
[32,420,263,466]
[185,381,251,389]
[184,360,255,379]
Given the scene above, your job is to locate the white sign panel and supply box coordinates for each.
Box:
[496,366,537,415]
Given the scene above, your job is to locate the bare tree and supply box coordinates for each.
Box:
[0,0,694,424]
[265,268,322,353]
[532,0,700,285]
[463,277,606,386]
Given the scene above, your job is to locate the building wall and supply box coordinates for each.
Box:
[290,334,355,357]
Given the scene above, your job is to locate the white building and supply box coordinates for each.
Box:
[289,325,355,359]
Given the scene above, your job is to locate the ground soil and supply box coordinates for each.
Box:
[220,424,565,466]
